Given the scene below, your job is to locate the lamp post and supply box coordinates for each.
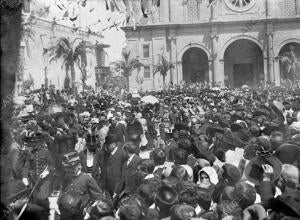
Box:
[40,34,49,89]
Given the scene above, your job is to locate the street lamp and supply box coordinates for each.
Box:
[40,34,49,89]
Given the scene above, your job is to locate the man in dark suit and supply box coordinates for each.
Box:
[114,117,126,144]
[59,161,104,220]
[113,142,142,199]
[99,134,127,195]
[79,134,101,182]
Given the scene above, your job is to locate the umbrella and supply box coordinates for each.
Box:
[141,95,159,104]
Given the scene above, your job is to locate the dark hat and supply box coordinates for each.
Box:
[155,186,178,218]
[231,181,256,209]
[178,187,198,207]
[269,189,300,217]
[206,125,224,137]
[137,184,156,207]
[170,204,195,220]
[222,163,241,185]
[244,155,282,185]
[174,122,189,132]
[274,143,300,167]
[137,159,155,174]
[104,134,118,145]
[253,109,269,117]
[119,203,144,220]
[145,208,160,220]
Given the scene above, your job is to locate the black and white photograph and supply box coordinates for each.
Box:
[1,0,300,219]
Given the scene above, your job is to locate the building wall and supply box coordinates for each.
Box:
[124,0,300,91]
[19,16,104,91]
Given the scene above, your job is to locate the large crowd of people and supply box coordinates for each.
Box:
[1,82,300,220]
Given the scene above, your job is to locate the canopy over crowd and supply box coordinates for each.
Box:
[2,82,300,220]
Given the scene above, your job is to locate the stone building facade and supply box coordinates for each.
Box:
[123,0,300,91]
[16,4,105,94]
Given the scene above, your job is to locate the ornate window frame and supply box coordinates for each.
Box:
[224,0,256,12]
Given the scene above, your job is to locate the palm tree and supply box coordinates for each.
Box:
[45,37,95,90]
[21,14,36,58]
[153,53,175,89]
[279,45,300,80]
[111,49,144,90]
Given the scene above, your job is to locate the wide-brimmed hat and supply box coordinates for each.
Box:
[155,186,178,217]
[274,143,300,167]
[269,189,300,217]
[244,155,282,185]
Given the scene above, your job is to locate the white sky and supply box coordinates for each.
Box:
[31,0,126,61]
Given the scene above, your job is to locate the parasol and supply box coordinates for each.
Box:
[141,95,159,104]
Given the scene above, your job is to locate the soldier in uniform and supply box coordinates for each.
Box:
[16,133,55,211]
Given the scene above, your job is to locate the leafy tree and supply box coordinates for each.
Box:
[45,37,95,90]
[111,49,143,90]
[153,53,175,89]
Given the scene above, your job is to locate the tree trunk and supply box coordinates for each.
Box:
[70,63,76,89]
[127,76,130,91]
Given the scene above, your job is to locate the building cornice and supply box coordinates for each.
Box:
[122,16,300,32]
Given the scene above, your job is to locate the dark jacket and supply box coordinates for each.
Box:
[79,149,101,180]
[114,122,126,144]
[114,154,142,195]
[99,146,127,194]
[63,173,104,207]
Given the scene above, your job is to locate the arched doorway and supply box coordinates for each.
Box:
[224,39,264,88]
[278,42,300,81]
[182,47,209,83]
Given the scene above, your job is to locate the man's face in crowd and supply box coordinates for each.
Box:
[270,131,284,150]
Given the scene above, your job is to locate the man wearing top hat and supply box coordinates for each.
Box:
[79,134,101,182]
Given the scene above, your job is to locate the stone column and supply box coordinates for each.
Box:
[274,57,281,85]
[177,61,183,85]
[208,60,213,85]
[211,29,224,86]
[168,28,177,84]
[264,57,268,84]
[266,23,275,83]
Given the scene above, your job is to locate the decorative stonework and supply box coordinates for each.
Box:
[224,0,256,12]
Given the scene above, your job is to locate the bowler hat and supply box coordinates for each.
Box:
[244,155,282,185]
[222,163,241,185]
[155,186,178,218]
